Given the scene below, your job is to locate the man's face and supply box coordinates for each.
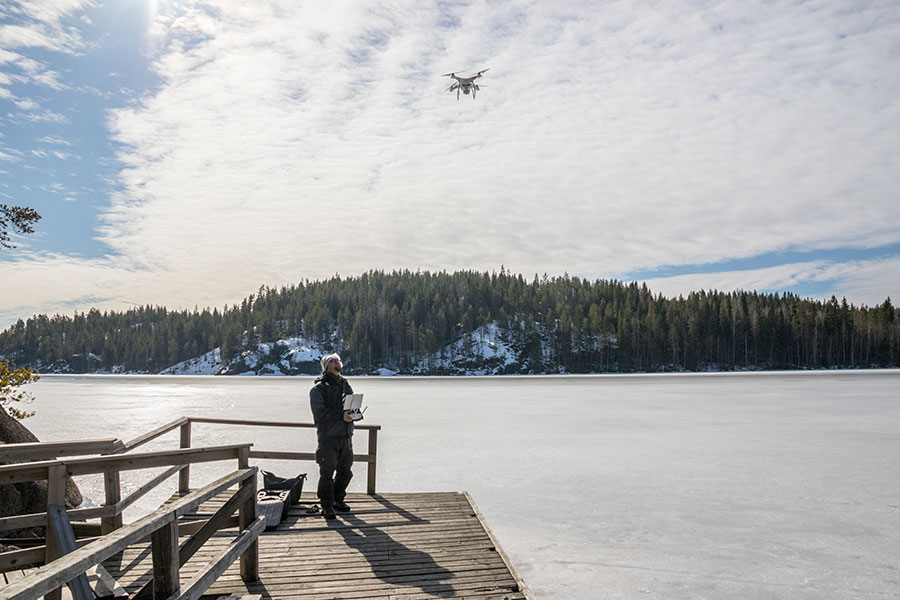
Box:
[327,358,343,373]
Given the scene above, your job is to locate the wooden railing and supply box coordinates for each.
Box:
[0,414,382,598]
[0,445,261,600]
[0,439,126,537]
[183,416,382,494]
[0,415,380,532]
[0,440,124,462]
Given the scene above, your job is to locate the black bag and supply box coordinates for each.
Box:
[261,471,307,505]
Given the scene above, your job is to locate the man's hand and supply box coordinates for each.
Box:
[343,410,353,422]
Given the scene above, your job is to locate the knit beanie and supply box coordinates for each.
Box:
[320,353,341,372]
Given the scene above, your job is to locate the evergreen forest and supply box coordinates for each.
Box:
[1,269,897,374]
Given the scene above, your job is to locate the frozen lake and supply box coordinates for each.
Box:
[21,370,900,599]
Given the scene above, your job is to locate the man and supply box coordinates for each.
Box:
[309,352,354,520]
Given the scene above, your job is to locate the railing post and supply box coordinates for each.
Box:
[47,505,93,600]
[179,420,192,494]
[367,428,378,495]
[150,520,180,599]
[102,469,123,534]
[237,448,258,581]
[44,463,66,600]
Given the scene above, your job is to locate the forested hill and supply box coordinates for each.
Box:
[1,269,897,375]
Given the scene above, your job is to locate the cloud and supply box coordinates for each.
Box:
[0,251,256,326]
[40,182,65,193]
[0,147,23,162]
[14,98,39,110]
[37,135,72,145]
[2,0,899,323]
[0,0,90,102]
[107,2,900,267]
[808,257,900,306]
[637,255,900,307]
[9,108,68,123]
[0,0,94,52]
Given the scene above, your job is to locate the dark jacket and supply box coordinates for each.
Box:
[310,373,354,441]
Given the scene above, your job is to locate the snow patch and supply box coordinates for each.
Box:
[160,336,331,375]
[158,321,561,376]
[160,348,222,375]
[421,322,521,375]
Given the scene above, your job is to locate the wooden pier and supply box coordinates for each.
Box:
[0,417,534,600]
[101,490,529,600]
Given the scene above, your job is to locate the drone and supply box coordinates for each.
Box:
[442,68,489,100]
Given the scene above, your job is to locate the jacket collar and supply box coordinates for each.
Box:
[322,371,343,385]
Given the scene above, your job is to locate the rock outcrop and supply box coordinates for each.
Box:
[0,406,83,538]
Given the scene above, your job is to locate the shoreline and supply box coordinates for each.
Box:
[35,366,900,379]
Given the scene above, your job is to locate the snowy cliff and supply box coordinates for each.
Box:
[157,322,574,376]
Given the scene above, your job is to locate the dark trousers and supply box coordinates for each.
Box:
[316,437,353,509]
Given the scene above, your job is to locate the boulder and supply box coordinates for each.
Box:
[1,406,83,538]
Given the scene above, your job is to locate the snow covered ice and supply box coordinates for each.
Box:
[26,370,900,599]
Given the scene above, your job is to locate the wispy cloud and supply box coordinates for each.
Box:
[0,147,24,162]
[37,135,72,145]
[13,98,39,110]
[2,0,899,323]
[0,0,94,52]
[0,0,91,103]
[8,108,68,123]
[637,255,900,307]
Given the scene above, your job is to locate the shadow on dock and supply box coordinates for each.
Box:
[330,496,456,597]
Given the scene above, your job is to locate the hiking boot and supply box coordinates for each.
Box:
[333,500,351,513]
[322,504,336,520]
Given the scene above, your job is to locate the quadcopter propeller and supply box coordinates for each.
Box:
[441,67,489,77]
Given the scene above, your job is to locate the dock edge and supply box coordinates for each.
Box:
[463,491,537,600]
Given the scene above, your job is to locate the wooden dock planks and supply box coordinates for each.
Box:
[100,491,532,600]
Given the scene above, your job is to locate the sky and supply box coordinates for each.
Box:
[1,0,899,327]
